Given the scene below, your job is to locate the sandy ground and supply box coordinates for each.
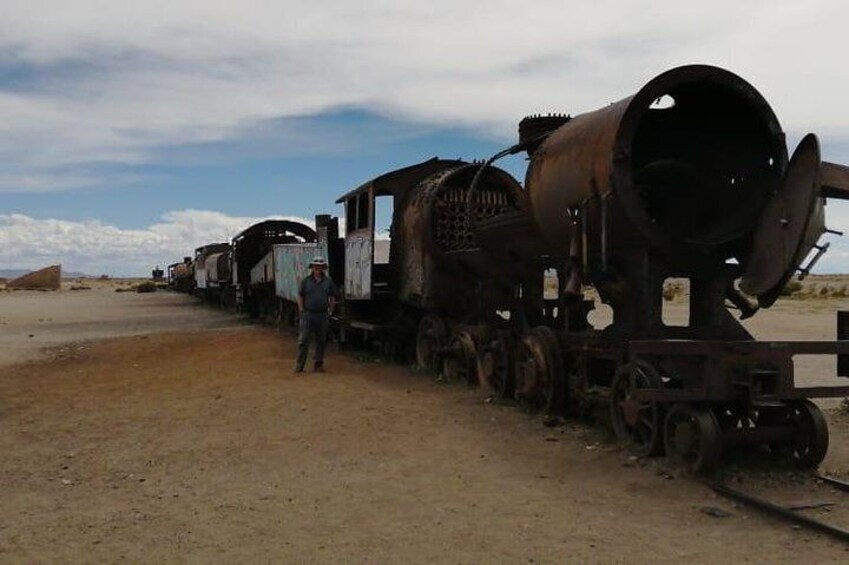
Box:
[0,281,245,366]
[2,285,849,562]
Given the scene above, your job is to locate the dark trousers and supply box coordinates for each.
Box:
[296,311,329,369]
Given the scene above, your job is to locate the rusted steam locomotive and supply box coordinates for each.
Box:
[173,65,849,472]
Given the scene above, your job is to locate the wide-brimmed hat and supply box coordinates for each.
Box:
[309,256,327,268]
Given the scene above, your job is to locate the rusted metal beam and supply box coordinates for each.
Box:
[780,386,849,399]
[630,339,849,355]
[821,161,849,199]
[712,483,849,543]
[818,474,849,492]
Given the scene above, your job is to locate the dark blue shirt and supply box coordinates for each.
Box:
[299,273,337,313]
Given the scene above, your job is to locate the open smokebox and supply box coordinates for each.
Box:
[615,67,849,308]
[523,65,849,310]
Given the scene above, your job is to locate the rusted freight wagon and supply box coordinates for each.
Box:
[167,258,194,293]
[268,215,338,326]
[231,220,317,318]
[193,243,230,300]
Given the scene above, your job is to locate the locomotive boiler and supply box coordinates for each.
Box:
[333,158,543,374]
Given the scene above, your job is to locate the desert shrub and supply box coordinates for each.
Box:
[136,282,156,293]
[780,280,803,296]
[820,286,830,296]
[662,282,685,301]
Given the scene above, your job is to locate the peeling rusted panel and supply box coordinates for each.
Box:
[250,250,275,285]
[194,266,207,290]
[345,230,372,300]
[273,242,329,302]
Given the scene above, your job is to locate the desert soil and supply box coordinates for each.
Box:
[2,283,849,563]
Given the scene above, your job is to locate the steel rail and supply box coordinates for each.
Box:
[711,482,849,544]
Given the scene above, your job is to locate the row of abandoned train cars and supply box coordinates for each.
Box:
[167,65,849,473]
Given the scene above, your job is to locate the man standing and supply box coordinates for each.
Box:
[295,256,337,373]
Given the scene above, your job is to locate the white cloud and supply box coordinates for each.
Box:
[2,1,849,192]
[4,201,849,277]
[0,209,313,276]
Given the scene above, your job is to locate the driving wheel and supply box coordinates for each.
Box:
[513,326,564,414]
[610,361,665,456]
[663,404,722,473]
[477,333,514,399]
[415,315,447,372]
[443,331,478,385]
[768,400,829,469]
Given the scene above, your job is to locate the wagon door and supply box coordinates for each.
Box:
[344,191,374,299]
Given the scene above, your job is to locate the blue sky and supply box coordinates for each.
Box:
[0,109,529,229]
[3,1,849,275]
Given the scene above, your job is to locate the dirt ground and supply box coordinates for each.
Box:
[2,285,849,562]
[0,281,244,366]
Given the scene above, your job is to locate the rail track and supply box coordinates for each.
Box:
[711,473,849,543]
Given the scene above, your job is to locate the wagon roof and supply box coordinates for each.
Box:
[194,242,230,256]
[230,219,316,244]
[335,157,465,203]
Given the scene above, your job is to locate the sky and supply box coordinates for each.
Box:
[3,1,849,275]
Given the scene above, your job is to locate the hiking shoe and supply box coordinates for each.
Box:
[294,366,304,373]
[313,364,325,373]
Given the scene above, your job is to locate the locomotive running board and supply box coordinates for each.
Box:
[628,339,849,403]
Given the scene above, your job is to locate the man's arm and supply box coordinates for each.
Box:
[297,278,305,313]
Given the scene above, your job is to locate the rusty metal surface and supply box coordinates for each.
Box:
[344,230,373,300]
[250,250,275,285]
[627,339,849,403]
[193,242,230,291]
[820,161,849,199]
[393,162,527,309]
[525,65,786,264]
[713,482,849,543]
[205,251,231,287]
[741,134,826,304]
[231,220,316,287]
[194,265,207,290]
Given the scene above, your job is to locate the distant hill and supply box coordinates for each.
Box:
[0,268,90,279]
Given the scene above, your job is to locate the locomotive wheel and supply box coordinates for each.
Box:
[478,334,514,399]
[513,327,564,414]
[443,331,478,385]
[610,362,664,456]
[663,404,722,474]
[415,315,447,372]
[771,400,829,469]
